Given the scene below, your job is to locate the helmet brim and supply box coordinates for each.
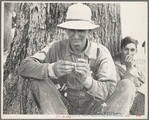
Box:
[57,21,99,30]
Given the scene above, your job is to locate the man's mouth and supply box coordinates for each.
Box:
[72,39,81,43]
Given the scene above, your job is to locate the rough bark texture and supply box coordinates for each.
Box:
[3,3,121,114]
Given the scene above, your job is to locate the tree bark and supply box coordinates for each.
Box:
[3,3,121,114]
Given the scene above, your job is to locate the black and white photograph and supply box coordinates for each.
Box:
[1,1,148,119]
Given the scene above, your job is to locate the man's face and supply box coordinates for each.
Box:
[121,43,137,59]
[67,29,89,51]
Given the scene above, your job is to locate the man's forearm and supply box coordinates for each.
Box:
[123,70,142,87]
[81,76,116,101]
[126,66,138,76]
[19,57,49,80]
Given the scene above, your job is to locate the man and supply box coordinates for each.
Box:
[114,36,145,115]
[19,3,135,115]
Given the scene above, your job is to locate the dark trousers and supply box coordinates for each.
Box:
[30,78,135,115]
[130,91,145,115]
[61,88,104,114]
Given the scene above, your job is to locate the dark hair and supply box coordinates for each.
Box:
[121,36,138,48]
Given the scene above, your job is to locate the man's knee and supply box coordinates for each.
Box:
[117,79,135,94]
[30,79,68,114]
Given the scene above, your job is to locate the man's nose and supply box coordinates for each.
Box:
[128,50,131,55]
[74,30,79,38]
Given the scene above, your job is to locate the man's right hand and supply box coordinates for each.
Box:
[124,55,138,76]
[124,55,135,69]
[53,60,74,78]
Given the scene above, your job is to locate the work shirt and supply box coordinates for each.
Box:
[114,54,145,87]
[19,39,117,101]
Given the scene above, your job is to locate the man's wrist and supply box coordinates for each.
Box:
[126,66,136,75]
[126,64,133,69]
[81,76,93,89]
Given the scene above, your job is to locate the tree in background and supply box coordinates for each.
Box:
[3,3,121,114]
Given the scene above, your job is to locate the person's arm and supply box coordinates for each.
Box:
[19,41,74,80]
[19,41,58,80]
[123,64,145,87]
[122,55,145,87]
[76,46,117,101]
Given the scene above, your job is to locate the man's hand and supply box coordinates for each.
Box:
[54,60,74,78]
[75,58,91,82]
[124,55,135,69]
[124,55,137,76]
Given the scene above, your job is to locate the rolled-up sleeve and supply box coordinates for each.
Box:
[19,41,57,80]
[19,57,49,80]
[87,45,117,101]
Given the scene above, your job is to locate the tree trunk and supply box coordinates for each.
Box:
[3,3,121,114]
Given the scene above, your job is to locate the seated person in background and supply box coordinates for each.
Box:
[19,3,135,115]
[114,36,145,115]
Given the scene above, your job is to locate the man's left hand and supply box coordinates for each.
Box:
[75,58,91,82]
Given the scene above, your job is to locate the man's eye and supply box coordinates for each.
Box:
[78,30,85,32]
[69,29,74,32]
[124,48,128,51]
[131,49,135,52]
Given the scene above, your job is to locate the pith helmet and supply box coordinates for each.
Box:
[57,3,99,30]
